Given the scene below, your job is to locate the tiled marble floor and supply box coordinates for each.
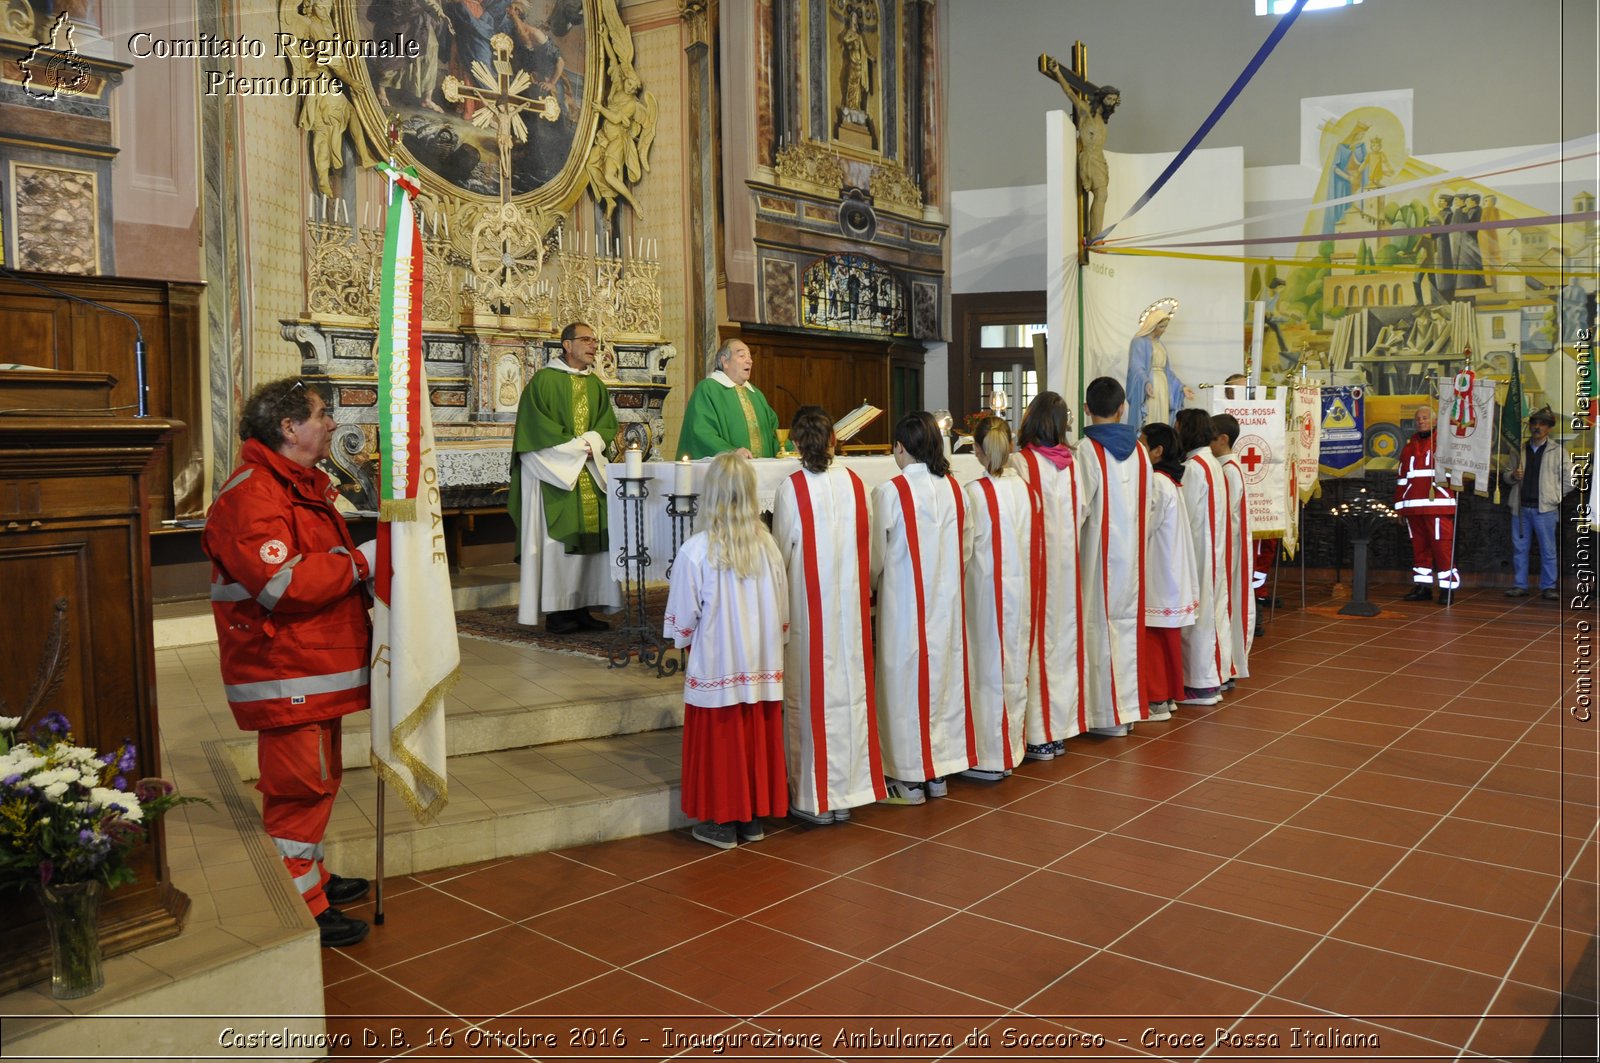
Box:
[311,587,1598,1061]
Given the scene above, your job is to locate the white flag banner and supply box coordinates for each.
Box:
[371,161,454,821]
[1436,372,1497,495]
[1291,385,1322,504]
[1210,386,1289,538]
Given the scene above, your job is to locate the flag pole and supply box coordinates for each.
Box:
[374,778,386,925]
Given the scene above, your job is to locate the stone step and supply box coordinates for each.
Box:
[321,729,690,878]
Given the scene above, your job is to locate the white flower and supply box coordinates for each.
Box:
[42,781,68,801]
[0,716,19,731]
[91,787,143,823]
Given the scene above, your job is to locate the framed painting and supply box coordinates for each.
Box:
[339,0,602,209]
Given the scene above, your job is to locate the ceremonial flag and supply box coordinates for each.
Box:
[1209,386,1289,538]
[1318,385,1365,477]
[1437,371,1497,494]
[370,160,454,821]
[1291,384,1322,504]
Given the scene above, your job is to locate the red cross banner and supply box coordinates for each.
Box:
[1210,386,1289,538]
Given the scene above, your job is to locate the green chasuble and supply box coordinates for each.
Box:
[508,365,620,554]
[678,375,780,459]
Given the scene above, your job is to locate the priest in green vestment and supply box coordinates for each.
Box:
[678,339,781,459]
[509,322,622,634]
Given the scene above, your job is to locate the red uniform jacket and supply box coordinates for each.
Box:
[1393,431,1456,517]
[203,439,372,731]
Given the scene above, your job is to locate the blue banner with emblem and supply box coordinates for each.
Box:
[1318,385,1365,477]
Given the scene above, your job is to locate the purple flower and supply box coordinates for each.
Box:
[2,773,19,787]
[116,742,137,773]
[38,712,70,737]
[37,860,54,887]
[112,775,127,790]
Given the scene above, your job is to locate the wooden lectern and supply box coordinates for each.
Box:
[0,369,189,995]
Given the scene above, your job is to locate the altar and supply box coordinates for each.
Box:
[604,454,987,584]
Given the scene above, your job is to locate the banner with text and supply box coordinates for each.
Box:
[1318,385,1365,477]
[1437,374,1498,494]
[1210,387,1289,538]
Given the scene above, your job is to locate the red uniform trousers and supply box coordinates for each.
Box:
[1405,512,1458,589]
[258,718,343,916]
[1253,539,1278,598]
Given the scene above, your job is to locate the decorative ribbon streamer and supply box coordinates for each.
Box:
[375,160,425,523]
[1130,210,1600,252]
[1094,0,1309,243]
[1092,244,1600,279]
[1099,136,1600,248]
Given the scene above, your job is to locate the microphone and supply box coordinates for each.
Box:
[774,383,802,410]
[1,266,149,417]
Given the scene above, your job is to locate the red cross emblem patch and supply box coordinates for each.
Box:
[259,539,288,565]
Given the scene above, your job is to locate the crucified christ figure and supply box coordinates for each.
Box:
[1039,53,1120,242]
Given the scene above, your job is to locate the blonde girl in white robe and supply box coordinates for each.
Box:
[665,452,790,850]
[1013,392,1085,760]
[1175,408,1232,704]
[871,412,976,801]
[962,417,1037,780]
[771,405,887,824]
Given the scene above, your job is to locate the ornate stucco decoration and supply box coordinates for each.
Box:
[869,158,923,218]
[774,140,846,199]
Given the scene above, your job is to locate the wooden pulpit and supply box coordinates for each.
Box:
[0,369,190,995]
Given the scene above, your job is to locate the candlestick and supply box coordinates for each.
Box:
[625,444,643,479]
[675,456,693,496]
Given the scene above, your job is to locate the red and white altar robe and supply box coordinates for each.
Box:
[1219,454,1255,679]
[771,464,887,817]
[1181,448,1233,690]
[1144,468,1200,706]
[1075,434,1153,729]
[870,463,976,783]
[1015,448,1085,744]
[962,468,1037,773]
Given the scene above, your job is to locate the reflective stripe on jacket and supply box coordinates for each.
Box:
[1392,433,1455,515]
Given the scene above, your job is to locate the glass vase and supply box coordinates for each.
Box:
[31,880,105,999]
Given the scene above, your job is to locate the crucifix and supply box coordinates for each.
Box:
[1038,42,1120,260]
[441,32,559,206]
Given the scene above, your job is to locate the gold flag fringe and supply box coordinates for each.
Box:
[369,664,459,823]
[379,498,418,523]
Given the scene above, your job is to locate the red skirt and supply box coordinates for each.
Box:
[1142,626,1185,706]
[680,700,789,824]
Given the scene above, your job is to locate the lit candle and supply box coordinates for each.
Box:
[625,443,643,479]
[675,455,693,496]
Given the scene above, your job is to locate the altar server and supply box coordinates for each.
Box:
[1175,408,1230,705]
[1211,413,1254,683]
[871,412,975,802]
[1014,392,1084,759]
[1075,377,1153,737]
[1138,423,1199,721]
[771,405,887,823]
[664,453,790,850]
[962,417,1037,780]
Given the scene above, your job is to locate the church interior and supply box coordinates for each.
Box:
[1,0,1597,1059]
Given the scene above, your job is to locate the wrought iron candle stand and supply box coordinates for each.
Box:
[1330,487,1399,617]
[660,492,700,677]
[608,476,672,671]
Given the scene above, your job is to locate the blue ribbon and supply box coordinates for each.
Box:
[1095,0,1309,244]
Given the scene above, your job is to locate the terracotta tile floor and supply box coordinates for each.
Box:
[323,588,1598,1060]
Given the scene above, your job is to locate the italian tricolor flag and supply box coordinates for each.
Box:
[370,161,455,821]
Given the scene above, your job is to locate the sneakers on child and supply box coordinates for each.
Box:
[1146,702,1173,722]
[789,807,833,826]
[691,821,737,849]
[1024,743,1055,762]
[925,777,949,799]
[881,778,927,805]
[1222,679,1237,692]
[832,807,852,822]
[1088,723,1131,737]
[1179,686,1223,706]
[961,767,1006,782]
[1051,739,1067,755]
[737,819,765,843]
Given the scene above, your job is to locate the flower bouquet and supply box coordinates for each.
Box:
[0,712,208,998]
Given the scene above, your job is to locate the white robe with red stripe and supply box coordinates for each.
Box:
[1146,471,1199,629]
[870,463,976,782]
[1075,435,1152,729]
[1015,448,1085,744]
[771,465,886,816]
[963,469,1036,773]
[1220,454,1255,678]
[1181,448,1233,690]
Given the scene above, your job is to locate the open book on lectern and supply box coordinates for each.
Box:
[833,402,882,442]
